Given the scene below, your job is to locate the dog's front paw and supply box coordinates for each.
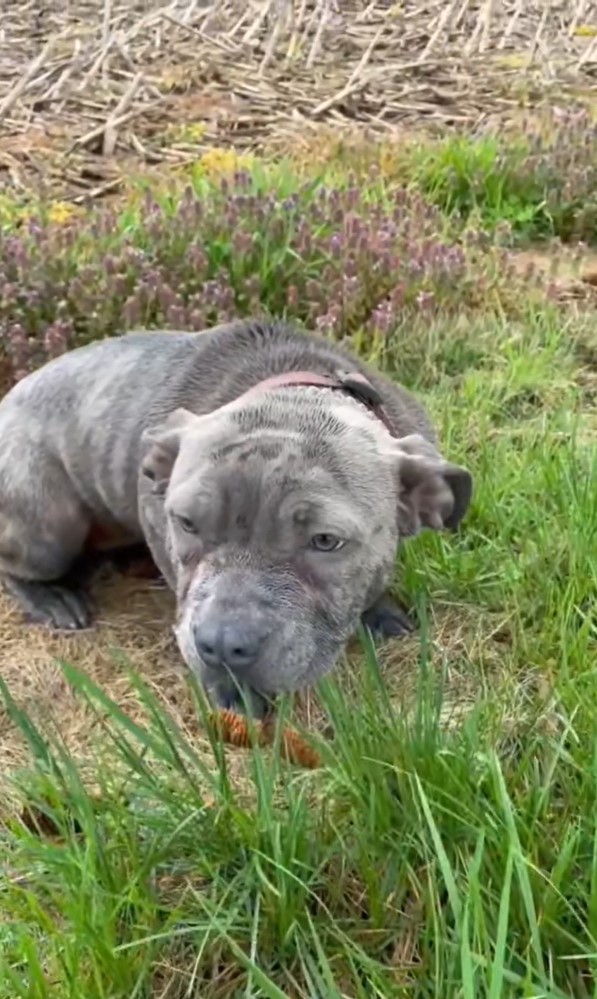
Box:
[361,593,416,640]
[3,576,92,631]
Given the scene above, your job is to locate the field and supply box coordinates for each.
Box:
[1,2,597,997]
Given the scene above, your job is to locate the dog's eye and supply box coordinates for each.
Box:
[309,533,344,553]
[175,514,197,534]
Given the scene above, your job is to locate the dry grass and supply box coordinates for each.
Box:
[0,565,510,802]
[1,0,596,202]
[0,570,283,811]
[0,573,178,784]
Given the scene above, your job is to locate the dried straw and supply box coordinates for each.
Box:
[0,0,594,202]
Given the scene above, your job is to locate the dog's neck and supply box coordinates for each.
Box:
[241,369,396,438]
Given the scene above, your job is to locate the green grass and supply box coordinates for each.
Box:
[1,150,597,997]
[292,121,597,245]
[401,131,597,245]
[5,114,597,247]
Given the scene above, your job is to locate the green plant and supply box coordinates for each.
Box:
[1,136,596,997]
[1,296,596,996]
[407,112,597,244]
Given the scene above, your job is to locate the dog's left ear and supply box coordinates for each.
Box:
[393,434,473,536]
[140,408,197,496]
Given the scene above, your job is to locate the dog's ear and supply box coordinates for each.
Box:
[140,408,197,496]
[393,434,473,536]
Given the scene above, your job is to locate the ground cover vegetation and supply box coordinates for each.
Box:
[0,113,596,998]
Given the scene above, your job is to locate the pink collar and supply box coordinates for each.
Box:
[241,368,396,437]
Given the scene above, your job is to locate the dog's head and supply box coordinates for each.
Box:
[141,379,472,710]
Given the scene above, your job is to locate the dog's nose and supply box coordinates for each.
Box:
[194,618,266,672]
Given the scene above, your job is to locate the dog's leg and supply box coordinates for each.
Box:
[361,592,415,639]
[0,448,92,631]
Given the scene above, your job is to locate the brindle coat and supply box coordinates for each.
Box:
[0,319,472,714]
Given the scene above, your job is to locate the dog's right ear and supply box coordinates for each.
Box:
[140,408,197,496]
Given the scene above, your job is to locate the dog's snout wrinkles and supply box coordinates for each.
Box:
[194,615,267,672]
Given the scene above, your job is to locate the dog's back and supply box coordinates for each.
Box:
[0,319,436,530]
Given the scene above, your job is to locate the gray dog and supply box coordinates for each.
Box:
[0,319,472,714]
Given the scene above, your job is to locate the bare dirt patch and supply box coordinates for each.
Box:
[509,244,597,303]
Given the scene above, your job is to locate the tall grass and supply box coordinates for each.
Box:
[1,137,596,997]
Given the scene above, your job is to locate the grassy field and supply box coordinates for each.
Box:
[0,127,596,998]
